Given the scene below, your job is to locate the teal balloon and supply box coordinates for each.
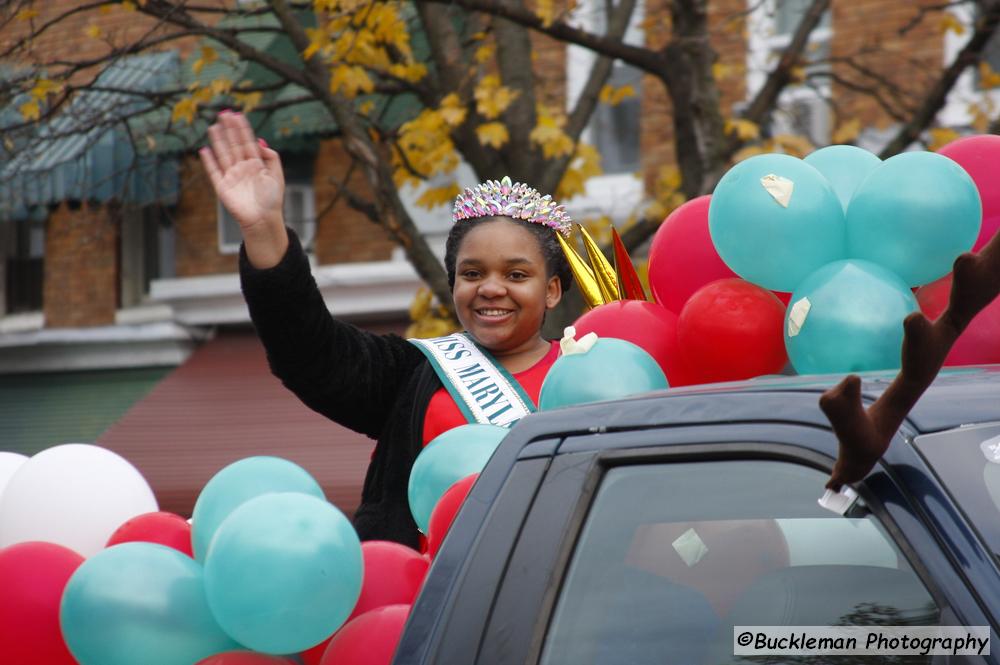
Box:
[709,153,846,292]
[784,259,918,374]
[846,151,981,287]
[538,338,668,411]
[192,456,325,561]
[203,492,363,654]
[804,145,882,213]
[408,424,507,533]
[60,542,238,665]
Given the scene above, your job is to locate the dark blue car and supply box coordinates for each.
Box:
[395,368,1000,664]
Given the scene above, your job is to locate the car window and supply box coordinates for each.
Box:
[915,424,1000,555]
[538,460,942,665]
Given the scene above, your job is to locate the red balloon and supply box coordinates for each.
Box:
[676,278,788,384]
[353,541,427,619]
[106,511,194,557]
[938,135,1000,250]
[319,605,410,665]
[195,652,296,664]
[916,274,1000,365]
[303,542,427,665]
[647,196,737,314]
[0,541,83,665]
[427,473,478,559]
[977,214,1000,253]
[772,291,792,307]
[572,300,688,386]
[301,638,327,665]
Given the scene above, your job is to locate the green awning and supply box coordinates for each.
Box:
[0,53,181,221]
[0,367,172,456]
[0,53,179,219]
[137,12,336,154]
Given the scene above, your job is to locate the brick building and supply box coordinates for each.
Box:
[0,0,990,515]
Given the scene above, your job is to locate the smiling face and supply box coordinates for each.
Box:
[452,218,563,360]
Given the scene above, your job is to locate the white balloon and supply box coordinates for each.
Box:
[0,443,158,557]
[0,452,28,503]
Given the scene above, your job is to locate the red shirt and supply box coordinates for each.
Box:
[421,340,560,445]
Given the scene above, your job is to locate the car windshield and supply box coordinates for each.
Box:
[539,460,942,665]
[915,423,1000,555]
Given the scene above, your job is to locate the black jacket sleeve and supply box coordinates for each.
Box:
[239,228,426,440]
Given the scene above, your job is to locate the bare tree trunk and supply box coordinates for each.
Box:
[662,0,728,197]
[269,0,455,311]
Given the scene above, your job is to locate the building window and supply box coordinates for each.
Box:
[540,459,941,664]
[569,0,643,175]
[591,63,643,174]
[120,205,175,308]
[563,0,645,222]
[971,4,1000,91]
[747,0,833,146]
[773,0,830,36]
[2,214,45,315]
[217,154,315,254]
[939,3,1000,129]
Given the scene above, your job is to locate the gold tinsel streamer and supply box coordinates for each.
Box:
[556,232,606,308]
[578,225,620,305]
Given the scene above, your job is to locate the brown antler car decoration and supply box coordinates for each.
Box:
[821,228,1000,489]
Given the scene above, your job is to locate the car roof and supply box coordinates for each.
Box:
[507,365,1000,448]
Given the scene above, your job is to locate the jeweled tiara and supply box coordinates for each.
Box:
[452,176,573,237]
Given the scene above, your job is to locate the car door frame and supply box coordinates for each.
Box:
[467,422,998,665]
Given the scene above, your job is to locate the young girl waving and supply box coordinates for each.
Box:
[200,111,573,547]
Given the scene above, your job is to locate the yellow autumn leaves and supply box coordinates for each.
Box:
[18,78,64,122]
[171,78,252,124]
[406,288,460,339]
[391,53,618,208]
[304,1,425,98]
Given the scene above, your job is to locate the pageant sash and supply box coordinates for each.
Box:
[409,333,536,428]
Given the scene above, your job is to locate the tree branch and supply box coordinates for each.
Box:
[879,0,1000,157]
[1,0,121,60]
[318,164,382,228]
[492,0,542,180]
[661,0,729,197]
[740,0,830,133]
[808,70,909,124]
[538,0,637,195]
[898,1,970,37]
[415,0,663,73]
[265,0,454,310]
[413,3,500,177]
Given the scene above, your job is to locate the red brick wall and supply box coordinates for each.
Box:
[639,0,749,186]
[43,202,118,328]
[831,0,944,131]
[640,0,674,186]
[174,142,399,271]
[1,0,205,82]
[312,139,396,264]
[638,0,947,187]
[10,1,957,330]
[711,0,749,113]
[174,155,239,277]
[532,29,568,110]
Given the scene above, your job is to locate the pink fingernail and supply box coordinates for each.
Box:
[258,138,268,148]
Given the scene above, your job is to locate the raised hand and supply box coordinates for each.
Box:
[200,111,289,268]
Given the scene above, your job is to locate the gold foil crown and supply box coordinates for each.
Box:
[452,176,573,237]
